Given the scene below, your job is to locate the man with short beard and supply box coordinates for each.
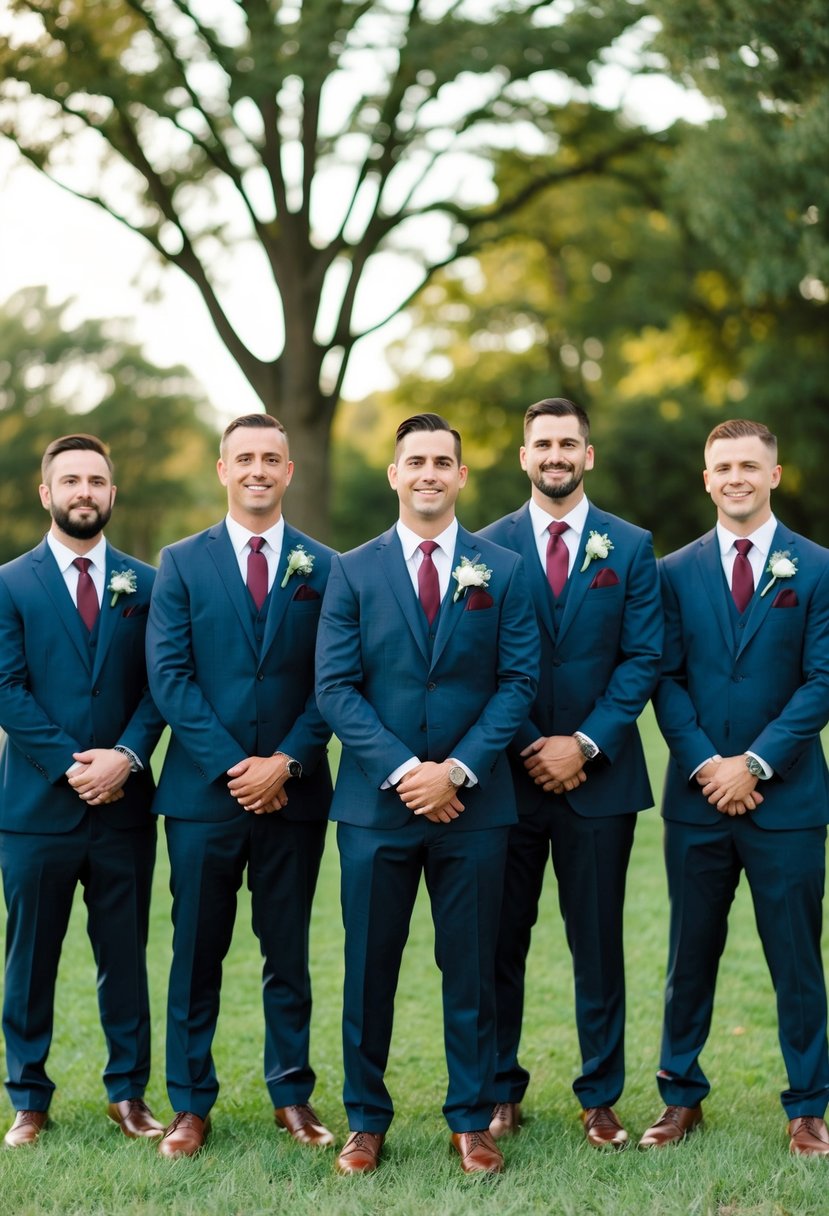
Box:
[0,434,165,1147]
[479,398,663,1148]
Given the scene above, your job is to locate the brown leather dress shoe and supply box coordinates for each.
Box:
[274,1103,335,1147]
[4,1110,48,1148]
[489,1101,521,1140]
[335,1130,384,1175]
[789,1116,829,1156]
[582,1105,629,1149]
[451,1129,504,1175]
[638,1105,702,1148]
[107,1099,165,1139]
[158,1111,211,1158]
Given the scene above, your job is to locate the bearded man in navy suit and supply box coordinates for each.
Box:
[479,398,663,1148]
[147,414,335,1158]
[641,418,829,1156]
[0,434,164,1147]
[315,413,538,1177]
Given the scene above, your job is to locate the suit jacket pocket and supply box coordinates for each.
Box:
[772,588,798,608]
[464,589,494,611]
[589,567,620,589]
[122,603,150,618]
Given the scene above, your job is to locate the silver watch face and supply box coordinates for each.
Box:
[287,760,302,779]
[448,765,466,788]
[745,756,764,778]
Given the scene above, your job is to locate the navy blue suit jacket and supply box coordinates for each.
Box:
[147,520,334,822]
[479,503,663,818]
[0,538,162,833]
[315,523,538,831]
[654,522,829,829]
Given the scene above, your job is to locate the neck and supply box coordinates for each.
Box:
[717,508,771,538]
[229,507,282,533]
[531,485,585,519]
[399,510,455,540]
[50,525,102,557]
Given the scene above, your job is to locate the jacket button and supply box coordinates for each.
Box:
[427,682,437,691]
[257,672,264,681]
[92,688,101,697]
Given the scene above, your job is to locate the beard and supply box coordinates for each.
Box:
[51,501,112,540]
[530,463,585,501]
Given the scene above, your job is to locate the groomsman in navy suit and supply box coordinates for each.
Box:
[0,434,164,1146]
[642,418,829,1155]
[479,398,663,1148]
[147,414,335,1157]
[315,413,538,1176]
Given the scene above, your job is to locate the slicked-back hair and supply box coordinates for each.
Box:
[705,418,777,459]
[523,398,590,441]
[394,413,462,464]
[220,413,287,457]
[41,434,114,484]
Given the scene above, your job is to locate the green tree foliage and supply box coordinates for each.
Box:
[0,0,651,536]
[649,0,829,303]
[0,287,223,563]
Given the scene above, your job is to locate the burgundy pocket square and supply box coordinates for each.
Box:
[772,588,798,608]
[465,589,494,611]
[121,603,149,618]
[589,568,620,589]
[293,583,320,601]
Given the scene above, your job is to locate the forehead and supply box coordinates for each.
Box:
[525,414,586,445]
[396,430,458,463]
[48,450,111,482]
[705,436,774,468]
[223,426,288,459]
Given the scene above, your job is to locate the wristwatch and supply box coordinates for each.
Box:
[447,764,467,789]
[745,754,765,779]
[113,744,140,773]
[276,752,302,779]
[574,732,599,761]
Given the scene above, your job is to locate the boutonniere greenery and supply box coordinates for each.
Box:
[280,544,315,588]
[760,550,798,597]
[580,531,614,574]
[107,569,137,607]
[452,556,492,603]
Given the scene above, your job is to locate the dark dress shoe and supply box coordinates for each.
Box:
[107,1099,165,1139]
[274,1103,334,1147]
[4,1110,48,1148]
[451,1129,504,1175]
[789,1116,829,1156]
[335,1130,384,1175]
[582,1106,629,1149]
[489,1102,521,1140]
[638,1105,702,1148]
[158,1111,211,1158]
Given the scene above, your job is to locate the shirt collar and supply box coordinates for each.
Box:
[528,494,590,540]
[716,514,777,561]
[225,512,285,557]
[396,518,458,562]
[47,532,107,574]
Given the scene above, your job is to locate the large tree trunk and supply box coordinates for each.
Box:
[264,389,334,545]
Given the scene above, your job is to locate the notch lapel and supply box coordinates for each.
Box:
[736,525,796,658]
[377,527,430,663]
[556,506,606,646]
[91,545,129,683]
[31,539,92,670]
[206,523,259,656]
[430,526,482,669]
[261,524,306,659]
[696,530,736,651]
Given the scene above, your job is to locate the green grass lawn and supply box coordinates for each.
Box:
[2,710,829,1213]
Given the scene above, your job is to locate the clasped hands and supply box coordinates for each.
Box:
[397,761,465,824]
[227,754,293,814]
[66,748,132,805]
[521,735,587,794]
[696,754,764,816]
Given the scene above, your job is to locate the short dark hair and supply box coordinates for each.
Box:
[523,397,590,441]
[705,418,777,458]
[41,434,114,483]
[394,413,462,464]
[220,413,287,457]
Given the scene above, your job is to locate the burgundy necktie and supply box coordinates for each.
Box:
[418,541,440,626]
[73,557,99,631]
[731,538,754,613]
[546,521,569,598]
[247,536,268,611]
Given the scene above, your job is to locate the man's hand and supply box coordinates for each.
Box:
[68,749,131,805]
[227,756,291,814]
[697,755,764,815]
[396,761,465,822]
[520,735,587,794]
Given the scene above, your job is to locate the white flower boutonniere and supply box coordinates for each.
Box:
[280,545,315,589]
[107,569,137,607]
[760,549,798,597]
[452,556,492,603]
[580,531,614,574]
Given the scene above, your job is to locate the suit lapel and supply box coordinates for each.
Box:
[430,526,484,669]
[557,505,605,646]
[736,524,796,658]
[206,523,259,656]
[92,545,129,683]
[31,538,92,669]
[261,524,307,659]
[695,529,735,651]
[378,526,430,663]
[511,506,556,645]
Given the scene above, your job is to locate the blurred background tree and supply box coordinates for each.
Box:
[0,287,223,562]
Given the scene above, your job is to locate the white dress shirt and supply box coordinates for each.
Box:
[225,513,285,592]
[47,532,106,607]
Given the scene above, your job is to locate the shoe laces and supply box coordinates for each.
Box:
[585,1106,622,1132]
[169,1111,201,1131]
[491,1103,512,1122]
